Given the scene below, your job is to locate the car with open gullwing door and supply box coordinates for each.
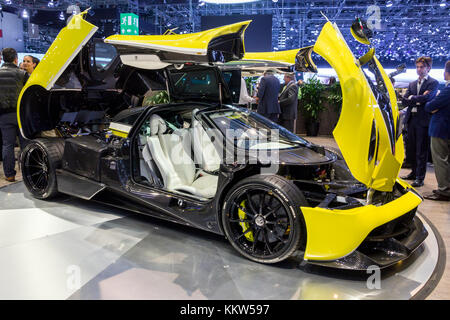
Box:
[17,11,427,269]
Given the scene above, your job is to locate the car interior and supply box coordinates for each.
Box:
[135,107,222,200]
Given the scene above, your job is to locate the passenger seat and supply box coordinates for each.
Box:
[191,109,222,173]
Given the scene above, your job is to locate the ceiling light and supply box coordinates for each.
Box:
[67,4,81,15]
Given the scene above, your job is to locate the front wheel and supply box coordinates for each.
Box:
[21,138,64,200]
[222,175,308,264]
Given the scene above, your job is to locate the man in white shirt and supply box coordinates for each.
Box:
[238,77,255,106]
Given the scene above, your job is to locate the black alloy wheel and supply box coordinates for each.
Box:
[23,144,50,193]
[21,139,64,199]
[222,175,307,264]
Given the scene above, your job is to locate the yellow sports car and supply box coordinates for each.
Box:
[17,12,426,270]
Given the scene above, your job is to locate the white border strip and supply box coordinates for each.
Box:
[109,122,132,134]
[105,39,207,56]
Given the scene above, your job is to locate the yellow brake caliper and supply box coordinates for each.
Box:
[238,200,254,242]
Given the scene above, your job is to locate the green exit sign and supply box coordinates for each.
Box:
[120,13,139,35]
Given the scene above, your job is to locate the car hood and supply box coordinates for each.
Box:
[277,146,335,165]
[313,21,403,192]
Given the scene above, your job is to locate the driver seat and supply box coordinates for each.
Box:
[146,114,218,199]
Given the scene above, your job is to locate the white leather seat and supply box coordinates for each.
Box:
[146,114,218,199]
[191,109,222,172]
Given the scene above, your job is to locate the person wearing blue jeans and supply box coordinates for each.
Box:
[0,48,28,182]
[0,113,26,180]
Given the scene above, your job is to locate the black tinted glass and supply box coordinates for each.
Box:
[94,42,118,72]
[169,69,220,99]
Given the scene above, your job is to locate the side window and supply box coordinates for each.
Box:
[169,69,219,97]
[92,42,118,72]
[221,70,241,104]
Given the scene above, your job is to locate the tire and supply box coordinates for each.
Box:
[221,174,308,264]
[21,138,65,200]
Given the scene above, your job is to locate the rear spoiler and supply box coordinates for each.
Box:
[105,21,251,66]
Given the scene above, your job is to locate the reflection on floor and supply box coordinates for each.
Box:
[0,182,441,300]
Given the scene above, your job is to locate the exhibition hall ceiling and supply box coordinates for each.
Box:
[0,0,448,66]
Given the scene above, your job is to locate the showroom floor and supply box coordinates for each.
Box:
[0,136,448,300]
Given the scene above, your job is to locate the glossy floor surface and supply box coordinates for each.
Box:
[0,181,443,300]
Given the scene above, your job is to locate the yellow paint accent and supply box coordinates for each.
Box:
[313,22,403,192]
[243,48,299,65]
[238,200,254,242]
[302,183,422,261]
[105,20,251,53]
[111,130,129,138]
[358,47,375,65]
[370,56,404,191]
[17,12,98,130]
[350,27,371,45]
[242,46,317,72]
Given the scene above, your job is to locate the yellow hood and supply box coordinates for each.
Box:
[104,20,251,64]
[313,22,403,192]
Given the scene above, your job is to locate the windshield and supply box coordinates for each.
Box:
[204,109,309,150]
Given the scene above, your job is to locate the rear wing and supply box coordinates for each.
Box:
[105,21,251,68]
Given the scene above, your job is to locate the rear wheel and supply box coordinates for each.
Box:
[21,138,64,200]
[222,175,307,264]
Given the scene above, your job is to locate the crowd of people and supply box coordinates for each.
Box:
[0,48,40,183]
[244,70,299,132]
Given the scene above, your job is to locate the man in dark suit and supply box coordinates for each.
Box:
[0,48,28,182]
[256,70,281,123]
[401,56,439,187]
[278,73,299,132]
[423,60,450,201]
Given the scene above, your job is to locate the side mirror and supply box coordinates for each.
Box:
[295,46,318,73]
[396,63,406,73]
[388,63,407,78]
[350,18,373,45]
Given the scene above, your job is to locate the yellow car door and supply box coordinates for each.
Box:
[104,20,251,66]
[313,21,403,192]
[18,11,98,137]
